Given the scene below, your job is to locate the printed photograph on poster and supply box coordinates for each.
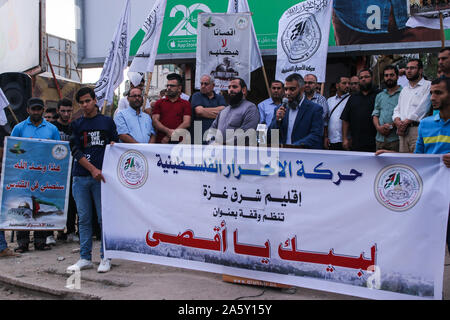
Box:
[332,0,442,45]
[408,0,450,16]
[195,13,251,91]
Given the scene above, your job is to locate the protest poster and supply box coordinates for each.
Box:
[276,0,333,83]
[102,144,450,300]
[195,13,251,91]
[0,137,72,231]
[407,0,450,30]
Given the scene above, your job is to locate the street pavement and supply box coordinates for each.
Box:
[0,231,449,300]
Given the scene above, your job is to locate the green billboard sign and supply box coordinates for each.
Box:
[129,0,449,58]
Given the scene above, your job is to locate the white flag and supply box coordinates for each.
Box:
[276,0,333,83]
[95,0,131,109]
[128,0,167,87]
[0,88,9,126]
[227,0,263,72]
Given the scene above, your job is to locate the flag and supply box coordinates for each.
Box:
[128,0,167,87]
[94,0,131,109]
[0,88,9,126]
[227,0,263,72]
[275,0,333,83]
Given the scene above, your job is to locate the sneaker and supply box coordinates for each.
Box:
[97,258,111,273]
[46,235,56,245]
[67,233,79,243]
[67,259,93,272]
[0,248,20,258]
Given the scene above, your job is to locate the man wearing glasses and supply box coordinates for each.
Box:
[392,59,431,153]
[114,87,156,144]
[152,73,192,144]
[191,75,226,144]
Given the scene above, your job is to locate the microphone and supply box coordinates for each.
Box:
[277,97,289,125]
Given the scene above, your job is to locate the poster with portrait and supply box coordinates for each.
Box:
[195,13,251,91]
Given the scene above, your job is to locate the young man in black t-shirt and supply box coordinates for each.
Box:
[66,88,118,274]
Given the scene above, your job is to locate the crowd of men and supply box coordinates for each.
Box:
[1,48,449,270]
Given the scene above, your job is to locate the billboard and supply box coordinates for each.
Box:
[76,0,450,67]
[0,0,43,74]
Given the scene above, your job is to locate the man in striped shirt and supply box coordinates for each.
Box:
[376,77,450,254]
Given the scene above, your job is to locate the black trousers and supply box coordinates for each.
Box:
[17,231,52,247]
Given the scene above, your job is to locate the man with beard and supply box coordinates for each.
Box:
[325,76,351,150]
[372,66,402,151]
[11,98,60,253]
[269,73,323,149]
[207,78,259,146]
[350,76,360,95]
[258,80,284,126]
[152,73,191,144]
[392,59,431,153]
[438,47,450,79]
[341,69,381,152]
[114,87,156,143]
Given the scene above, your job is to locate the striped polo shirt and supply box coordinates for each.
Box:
[414,113,450,154]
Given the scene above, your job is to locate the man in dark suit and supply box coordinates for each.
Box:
[269,73,323,149]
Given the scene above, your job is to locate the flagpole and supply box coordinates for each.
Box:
[440,11,445,48]
[261,64,271,98]
[102,100,108,115]
[144,72,153,112]
[7,105,20,124]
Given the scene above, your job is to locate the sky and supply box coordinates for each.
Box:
[46,0,101,83]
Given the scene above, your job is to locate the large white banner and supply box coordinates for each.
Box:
[102,144,450,300]
[276,0,333,83]
[195,13,251,91]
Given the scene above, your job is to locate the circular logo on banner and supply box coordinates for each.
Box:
[374,165,423,212]
[235,16,249,30]
[117,150,148,189]
[281,13,321,64]
[52,145,69,160]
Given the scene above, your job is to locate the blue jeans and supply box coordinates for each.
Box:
[0,231,7,252]
[72,176,103,261]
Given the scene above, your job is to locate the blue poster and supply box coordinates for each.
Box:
[0,137,72,230]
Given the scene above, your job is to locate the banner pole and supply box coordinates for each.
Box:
[7,105,20,124]
[144,72,153,112]
[101,100,108,115]
[262,65,271,98]
[440,11,445,48]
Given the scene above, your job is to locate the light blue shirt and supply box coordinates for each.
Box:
[11,117,60,140]
[415,113,450,155]
[258,98,282,125]
[114,107,155,143]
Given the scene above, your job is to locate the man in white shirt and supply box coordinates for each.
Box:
[325,76,350,150]
[392,59,431,153]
